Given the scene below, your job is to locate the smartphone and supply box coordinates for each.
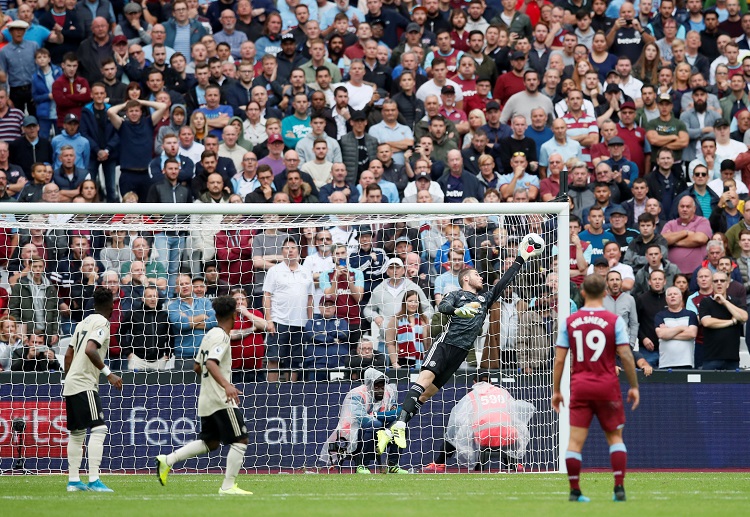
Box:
[338,258,346,267]
[625,19,632,26]
[724,185,730,193]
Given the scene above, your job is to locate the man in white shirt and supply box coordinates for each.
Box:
[616,56,644,107]
[416,58,463,105]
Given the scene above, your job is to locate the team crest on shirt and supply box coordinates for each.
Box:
[214,346,223,355]
[478,296,486,302]
[95,329,104,339]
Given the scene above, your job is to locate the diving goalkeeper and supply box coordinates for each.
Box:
[377,233,545,454]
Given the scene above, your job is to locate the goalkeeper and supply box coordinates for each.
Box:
[377,234,545,454]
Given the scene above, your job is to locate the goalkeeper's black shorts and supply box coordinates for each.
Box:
[421,342,469,389]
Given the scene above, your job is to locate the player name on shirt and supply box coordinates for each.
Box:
[570,315,610,329]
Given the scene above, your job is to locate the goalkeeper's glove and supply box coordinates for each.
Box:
[455,304,479,318]
[519,233,545,261]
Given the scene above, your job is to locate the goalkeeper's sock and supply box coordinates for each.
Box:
[166,440,210,467]
[565,450,582,491]
[222,443,247,491]
[397,384,425,424]
[610,443,627,487]
[87,425,107,482]
[67,430,86,482]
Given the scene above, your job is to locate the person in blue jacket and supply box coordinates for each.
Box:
[303,295,349,381]
[31,48,62,139]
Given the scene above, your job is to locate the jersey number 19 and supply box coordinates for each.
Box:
[572,329,606,362]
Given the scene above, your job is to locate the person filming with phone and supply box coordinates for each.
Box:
[321,243,366,346]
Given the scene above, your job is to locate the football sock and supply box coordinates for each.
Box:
[565,451,583,491]
[87,425,108,482]
[67,430,86,482]
[397,384,425,424]
[222,443,248,490]
[610,443,627,487]
[166,440,210,467]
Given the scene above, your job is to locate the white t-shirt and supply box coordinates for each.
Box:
[416,79,464,105]
[263,261,314,326]
[338,81,376,110]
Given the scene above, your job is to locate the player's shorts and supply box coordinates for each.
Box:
[265,323,304,369]
[199,407,249,445]
[569,398,625,432]
[65,391,105,431]
[421,342,469,389]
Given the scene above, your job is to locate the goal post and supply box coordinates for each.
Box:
[0,201,569,474]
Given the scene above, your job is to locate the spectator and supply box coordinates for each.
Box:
[0,89,24,143]
[579,206,617,262]
[653,286,699,369]
[538,118,583,177]
[107,98,168,200]
[369,99,414,166]
[348,229,388,304]
[228,288,267,383]
[636,269,667,368]
[688,240,744,291]
[363,257,433,339]
[437,149,485,202]
[699,270,748,370]
[52,145,89,202]
[146,158,192,294]
[79,83,119,202]
[11,332,61,372]
[121,237,168,293]
[434,249,465,305]
[0,19,38,118]
[167,273,217,360]
[631,243,682,298]
[203,261,231,299]
[0,316,23,371]
[164,1,207,58]
[263,238,314,382]
[498,152,540,201]
[303,294,350,381]
[603,270,639,348]
[119,286,173,371]
[320,242,365,343]
[339,110,378,185]
[587,241,636,291]
[346,337,387,379]
[9,255,59,346]
[662,195,712,274]
[8,117,52,187]
[76,17,114,84]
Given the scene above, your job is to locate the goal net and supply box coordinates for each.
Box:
[0,202,569,474]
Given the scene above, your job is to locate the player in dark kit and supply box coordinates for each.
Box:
[552,274,640,503]
[376,233,545,454]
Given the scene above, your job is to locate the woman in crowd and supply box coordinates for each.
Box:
[384,290,431,370]
[633,42,661,85]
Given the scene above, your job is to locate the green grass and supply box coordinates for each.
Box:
[1,473,748,517]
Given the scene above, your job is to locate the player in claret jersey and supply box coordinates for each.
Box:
[552,274,640,503]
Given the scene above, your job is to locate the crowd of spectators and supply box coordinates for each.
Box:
[1,0,750,378]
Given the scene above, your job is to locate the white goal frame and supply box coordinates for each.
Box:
[0,201,570,473]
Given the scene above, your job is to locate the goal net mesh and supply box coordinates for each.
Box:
[0,205,565,474]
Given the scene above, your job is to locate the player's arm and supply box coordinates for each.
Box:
[64,345,74,374]
[84,340,122,390]
[615,344,640,410]
[193,360,202,375]
[205,358,240,405]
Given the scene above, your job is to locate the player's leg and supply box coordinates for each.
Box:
[605,429,628,501]
[156,416,216,486]
[385,430,409,474]
[598,394,629,502]
[65,393,90,492]
[218,408,252,495]
[566,425,591,502]
[76,391,113,492]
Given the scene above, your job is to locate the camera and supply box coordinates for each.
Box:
[625,19,632,26]
[12,418,26,433]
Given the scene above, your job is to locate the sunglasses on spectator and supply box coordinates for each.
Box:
[693,172,708,177]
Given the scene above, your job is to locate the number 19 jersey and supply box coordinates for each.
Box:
[556,307,629,401]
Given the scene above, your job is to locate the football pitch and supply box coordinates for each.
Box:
[1,472,748,516]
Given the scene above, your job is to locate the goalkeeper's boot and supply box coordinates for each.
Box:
[87,479,114,492]
[66,481,91,492]
[391,422,407,449]
[376,429,392,455]
[155,454,171,486]
[613,485,627,502]
[387,465,410,474]
[218,484,253,496]
[356,465,372,475]
[569,489,590,503]
[422,463,446,473]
